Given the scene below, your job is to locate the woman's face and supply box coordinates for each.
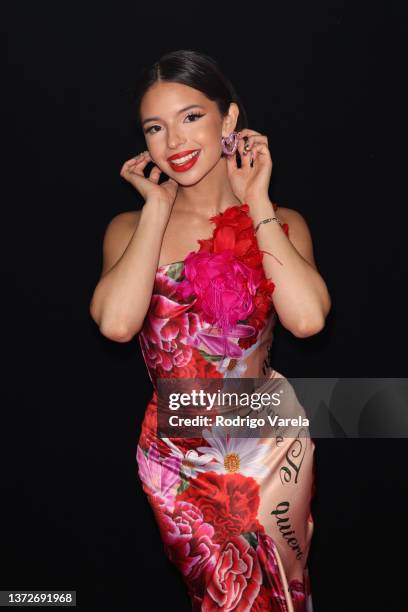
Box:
[140,81,238,184]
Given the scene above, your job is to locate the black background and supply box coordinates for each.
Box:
[4,1,408,610]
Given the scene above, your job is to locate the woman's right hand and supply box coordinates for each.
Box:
[120,151,179,208]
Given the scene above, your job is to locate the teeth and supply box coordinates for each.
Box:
[170,151,199,165]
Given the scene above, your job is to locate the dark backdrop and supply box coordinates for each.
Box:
[4,1,407,610]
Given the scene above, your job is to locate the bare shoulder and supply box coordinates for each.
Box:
[100,210,141,277]
[275,205,317,269]
[105,210,141,233]
[275,205,308,228]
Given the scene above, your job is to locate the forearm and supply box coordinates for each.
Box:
[90,199,169,339]
[248,197,331,337]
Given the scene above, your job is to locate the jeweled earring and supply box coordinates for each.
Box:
[221,131,240,155]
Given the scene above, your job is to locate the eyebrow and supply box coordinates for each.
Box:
[141,104,206,127]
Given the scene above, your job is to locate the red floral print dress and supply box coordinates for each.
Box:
[136,203,316,611]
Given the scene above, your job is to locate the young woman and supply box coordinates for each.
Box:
[90,49,331,611]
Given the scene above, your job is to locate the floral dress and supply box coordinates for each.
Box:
[136,203,316,611]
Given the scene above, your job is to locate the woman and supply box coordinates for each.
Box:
[90,49,331,611]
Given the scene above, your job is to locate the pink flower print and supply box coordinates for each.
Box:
[202,535,262,611]
[139,272,201,372]
[162,501,219,586]
[136,442,181,512]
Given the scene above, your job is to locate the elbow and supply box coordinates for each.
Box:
[89,304,140,342]
[89,293,141,342]
[89,299,101,328]
[292,314,326,338]
[293,291,332,338]
[99,323,138,342]
[99,321,139,342]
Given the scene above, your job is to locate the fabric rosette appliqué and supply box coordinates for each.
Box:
[174,204,278,359]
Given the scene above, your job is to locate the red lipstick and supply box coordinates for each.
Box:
[167,149,201,173]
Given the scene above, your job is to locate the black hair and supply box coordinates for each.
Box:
[132,49,248,156]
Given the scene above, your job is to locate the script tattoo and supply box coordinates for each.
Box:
[271,500,304,560]
[279,428,308,485]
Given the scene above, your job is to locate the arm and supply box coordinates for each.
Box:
[89,199,170,342]
[249,199,332,338]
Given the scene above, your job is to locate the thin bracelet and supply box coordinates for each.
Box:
[254,217,282,233]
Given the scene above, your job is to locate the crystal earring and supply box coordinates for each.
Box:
[221,131,240,156]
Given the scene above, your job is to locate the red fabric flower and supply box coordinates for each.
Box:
[194,203,283,346]
[177,471,264,544]
[160,500,219,585]
[198,203,264,269]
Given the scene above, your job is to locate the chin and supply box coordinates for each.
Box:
[173,173,205,187]
[170,158,219,186]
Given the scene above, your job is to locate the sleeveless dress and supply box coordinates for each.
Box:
[136,203,316,611]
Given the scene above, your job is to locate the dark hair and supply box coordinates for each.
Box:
[133,49,248,155]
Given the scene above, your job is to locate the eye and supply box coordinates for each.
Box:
[185,111,205,123]
[144,112,205,135]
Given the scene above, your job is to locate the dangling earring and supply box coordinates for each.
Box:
[221,131,240,156]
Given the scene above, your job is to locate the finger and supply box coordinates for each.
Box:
[123,159,149,179]
[237,136,252,169]
[238,129,263,139]
[243,136,269,153]
[148,165,162,184]
[122,150,151,168]
[122,158,144,174]
[121,159,142,176]
[120,153,151,176]
[165,177,178,187]
[250,142,272,163]
[244,136,268,155]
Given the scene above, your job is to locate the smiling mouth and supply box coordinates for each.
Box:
[168,150,201,165]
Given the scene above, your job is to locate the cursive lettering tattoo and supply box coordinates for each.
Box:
[279,429,308,485]
[271,501,304,560]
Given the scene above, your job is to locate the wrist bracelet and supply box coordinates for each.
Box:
[254,216,282,233]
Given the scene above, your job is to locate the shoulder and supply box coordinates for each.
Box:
[104,210,141,234]
[274,205,317,269]
[100,210,141,277]
[275,205,308,229]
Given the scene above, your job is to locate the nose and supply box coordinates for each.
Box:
[166,126,186,150]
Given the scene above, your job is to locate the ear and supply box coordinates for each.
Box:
[222,102,240,136]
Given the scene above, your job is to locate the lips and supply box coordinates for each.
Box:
[167,149,201,173]
[167,149,200,161]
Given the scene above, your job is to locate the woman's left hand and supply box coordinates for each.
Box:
[226,128,273,204]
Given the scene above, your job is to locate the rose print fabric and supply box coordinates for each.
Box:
[136,203,316,611]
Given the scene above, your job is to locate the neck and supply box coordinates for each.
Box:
[172,156,242,217]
